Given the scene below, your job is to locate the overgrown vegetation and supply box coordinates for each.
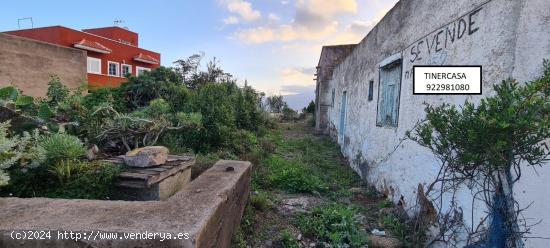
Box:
[0,53,273,199]
[232,120,414,248]
[296,203,368,246]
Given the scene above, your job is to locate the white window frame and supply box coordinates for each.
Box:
[107,61,120,77]
[136,66,151,77]
[87,57,101,75]
[121,64,132,77]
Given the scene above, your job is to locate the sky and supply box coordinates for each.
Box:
[0,0,398,109]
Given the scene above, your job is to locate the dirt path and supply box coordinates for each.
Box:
[232,120,416,248]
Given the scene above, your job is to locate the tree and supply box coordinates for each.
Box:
[408,60,550,246]
[303,100,315,114]
[173,52,204,86]
[267,95,285,113]
[173,53,234,90]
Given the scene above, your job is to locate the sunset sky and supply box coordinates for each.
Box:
[0,0,398,108]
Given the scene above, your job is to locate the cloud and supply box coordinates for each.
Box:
[222,0,261,22]
[297,0,357,18]
[321,20,371,45]
[268,13,280,22]
[234,0,358,44]
[235,23,337,43]
[280,84,315,94]
[279,67,316,93]
[223,16,240,25]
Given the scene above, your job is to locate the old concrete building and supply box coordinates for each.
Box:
[315,44,356,133]
[315,0,550,246]
[0,33,87,97]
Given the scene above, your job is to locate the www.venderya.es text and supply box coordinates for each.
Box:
[10,230,190,242]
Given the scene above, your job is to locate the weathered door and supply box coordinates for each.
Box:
[339,91,347,143]
[376,61,402,127]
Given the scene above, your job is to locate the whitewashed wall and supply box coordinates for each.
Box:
[322,0,550,246]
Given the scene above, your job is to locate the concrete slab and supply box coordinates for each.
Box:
[0,160,251,248]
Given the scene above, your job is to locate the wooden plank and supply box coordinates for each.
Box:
[115,157,195,187]
[146,161,194,187]
[143,167,169,172]
[115,180,147,189]
[118,172,151,180]
[128,170,159,175]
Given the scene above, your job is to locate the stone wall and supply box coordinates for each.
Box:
[316,0,550,246]
[0,33,87,97]
[0,160,251,248]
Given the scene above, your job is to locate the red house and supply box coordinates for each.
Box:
[5,26,161,89]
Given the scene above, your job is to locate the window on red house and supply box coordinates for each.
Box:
[122,64,132,76]
[108,61,120,77]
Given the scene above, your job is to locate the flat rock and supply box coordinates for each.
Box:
[368,235,402,248]
[123,146,169,168]
[277,195,325,216]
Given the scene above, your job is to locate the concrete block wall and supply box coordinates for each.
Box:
[0,160,251,248]
[0,33,87,97]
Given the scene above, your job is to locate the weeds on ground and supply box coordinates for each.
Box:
[262,155,328,194]
[380,213,407,241]
[296,203,368,247]
[377,199,393,209]
[278,229,300,248]
[250,190,274,211]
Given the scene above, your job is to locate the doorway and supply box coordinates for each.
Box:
[339,91,347,144]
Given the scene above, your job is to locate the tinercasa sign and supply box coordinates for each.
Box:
[413,65,482,95]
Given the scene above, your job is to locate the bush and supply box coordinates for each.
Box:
[0,121,46,186]
[263,155,327,194]
[83,88,116,110]
[227,129,257,155]
[46,75,70,106]
[282,105,297,121]
[380,213,408,242]
[39,133,86,162]
[250,190,273,211]
[49,161,121,199]
[1,160,121,199]
[278,229,300,248]
[296,203,368,247]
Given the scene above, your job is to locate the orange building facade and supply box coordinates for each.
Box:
[5,26,160,89]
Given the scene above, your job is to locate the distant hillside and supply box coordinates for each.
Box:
[283,91,315,111]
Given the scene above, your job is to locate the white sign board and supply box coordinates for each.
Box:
[413,66,482,94]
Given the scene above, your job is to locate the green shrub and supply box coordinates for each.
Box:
[377,199,393,209]
[49,161,121,199]
[264,155,327,194]
[0,121,45,186]
[83,88,115,110]
[15,95,34,107]
[278,229,300,248]
[380,213,407,242]
[2,161,121,199]
[282,105,297,121]
[227,129,257,155]
[39,133,86,162]
[49,159,74,185]
[147,98,171,118]
[46,75,69,106]
[0,86,19,101]
[258,138,276,155]
[250,191,273,211]
[296,203,368,247]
